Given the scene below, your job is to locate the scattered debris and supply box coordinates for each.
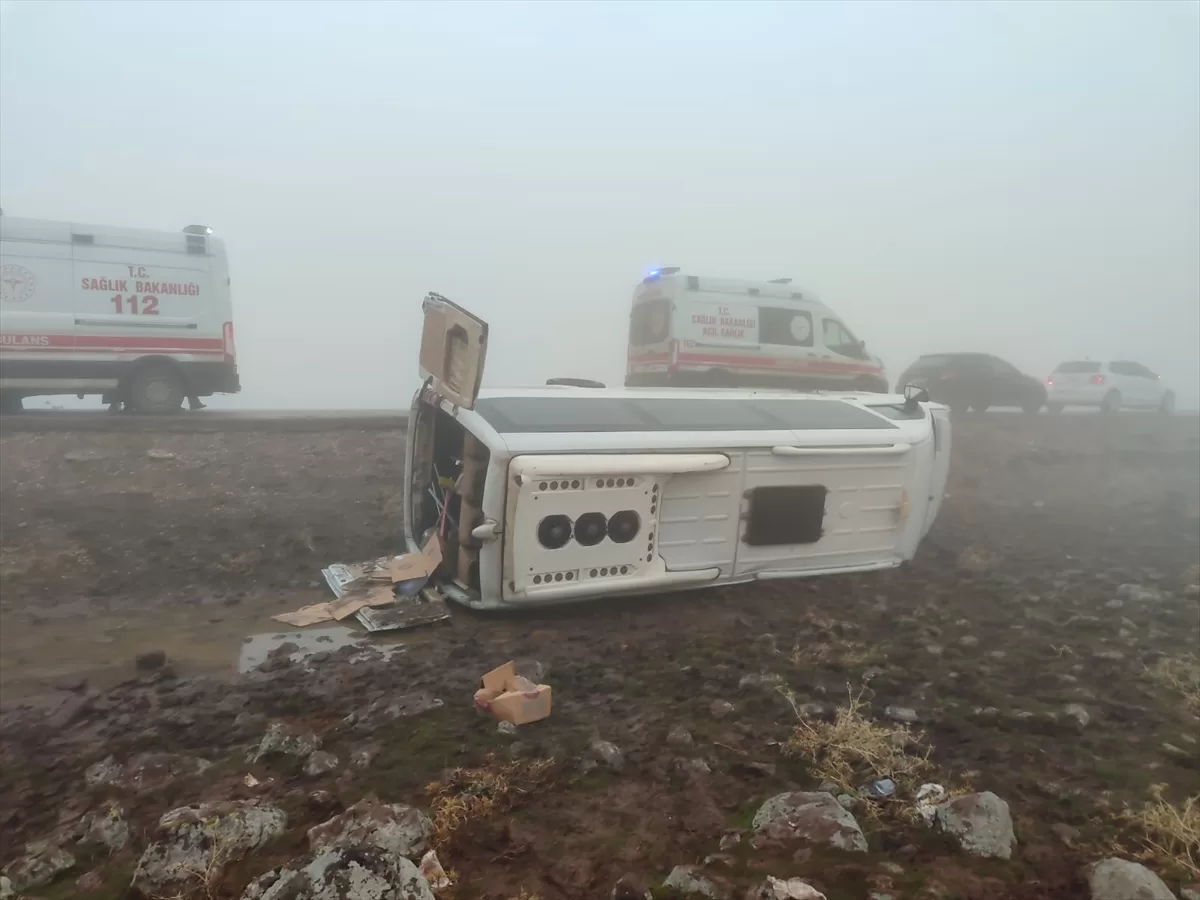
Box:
[863,778,896,799]
[355,592,451,633]
[915,783,947,825]
[474,661,552,725]
[244,773,261,788]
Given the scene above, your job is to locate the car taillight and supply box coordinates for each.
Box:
[222,321,237,363]
[1046,377,1055,386]
[1089,374,1105,385]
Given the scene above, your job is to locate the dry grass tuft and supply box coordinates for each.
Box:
[780,684,933,795]
[425,755,554,850]
[1146,656,1200,715]
[1121,785,1200,878]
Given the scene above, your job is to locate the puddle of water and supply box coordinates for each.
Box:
[237,626,403,674]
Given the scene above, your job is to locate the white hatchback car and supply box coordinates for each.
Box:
[1045,360,1174,414]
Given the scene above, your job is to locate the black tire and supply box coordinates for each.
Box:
[1159,392,1176,416]
[970,402,991,413]
[1100,390,1122,415]
[852,375,887,394]
[701,369,737,389]
[128,364,186,414]
[1047,403,1064,415]
[949,399,970,416]
[0,393,23,414]
[1022,401,1043,415]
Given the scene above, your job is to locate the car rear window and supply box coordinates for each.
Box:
[472,396,897,433]
[1054,361,1102,374]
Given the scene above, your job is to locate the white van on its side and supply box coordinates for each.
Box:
[404,292,950,612]
[0,215,240,413]
[625,270,888,393]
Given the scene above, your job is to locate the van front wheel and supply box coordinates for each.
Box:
[128,365,186,414]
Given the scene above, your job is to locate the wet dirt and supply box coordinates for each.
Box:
[1,414,1198,899]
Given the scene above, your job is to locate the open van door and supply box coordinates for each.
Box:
[419,292,488,409]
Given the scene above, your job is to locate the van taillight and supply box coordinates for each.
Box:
[1089,374,1105,386]
[1046,377,1055,386]
[223,321,237,363]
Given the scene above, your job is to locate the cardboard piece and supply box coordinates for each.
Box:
[272,603,335,627]
[472,661,552,725]
[389,534,443,584]
[328,584,397,621]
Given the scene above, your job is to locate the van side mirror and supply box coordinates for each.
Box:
[903,383,929,410]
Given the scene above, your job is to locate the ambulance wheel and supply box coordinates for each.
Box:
[702,369,737,388]
[128,365,186,414]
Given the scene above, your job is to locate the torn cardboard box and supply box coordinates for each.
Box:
[473,661,552,725]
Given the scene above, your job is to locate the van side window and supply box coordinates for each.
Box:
[629,300,670,346]
[760,308,813,347]
[822,318,867,360]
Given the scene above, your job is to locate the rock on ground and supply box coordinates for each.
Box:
[241,847,435,900]
[78,802,130,853]
[934,791,1016,860]
[1087,858,1177,900]
[306,797,431,861]
[132,801,287,896]
[751,792,868,852]
[590,739,625,772]
[2,840,76,892]
[303,751,340,776]
[662,864,729,898]
[0,875,13,899]
[748,877,827,900]
[252,722,321,762]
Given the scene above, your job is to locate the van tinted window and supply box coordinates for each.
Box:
[629,300,670,346]
[760,308,813,347]
[472,396,896,433]
[1054,361,1102,374]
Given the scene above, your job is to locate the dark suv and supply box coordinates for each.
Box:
[895,353,1046,414]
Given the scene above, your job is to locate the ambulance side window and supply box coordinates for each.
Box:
[822,318,868,360]
[760,307,813,347]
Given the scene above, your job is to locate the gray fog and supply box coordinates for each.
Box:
[2,0,1197,409]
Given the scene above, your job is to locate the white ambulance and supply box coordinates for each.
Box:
[625,269,888,393]
[0,215,239,413]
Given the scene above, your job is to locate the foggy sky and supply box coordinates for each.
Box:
[1,0,1197,409]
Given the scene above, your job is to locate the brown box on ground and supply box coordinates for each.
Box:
[473,661,552,725]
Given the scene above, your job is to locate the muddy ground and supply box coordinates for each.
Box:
[1,413,1198,899]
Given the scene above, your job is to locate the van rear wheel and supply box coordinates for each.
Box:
[128,365,186,414]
